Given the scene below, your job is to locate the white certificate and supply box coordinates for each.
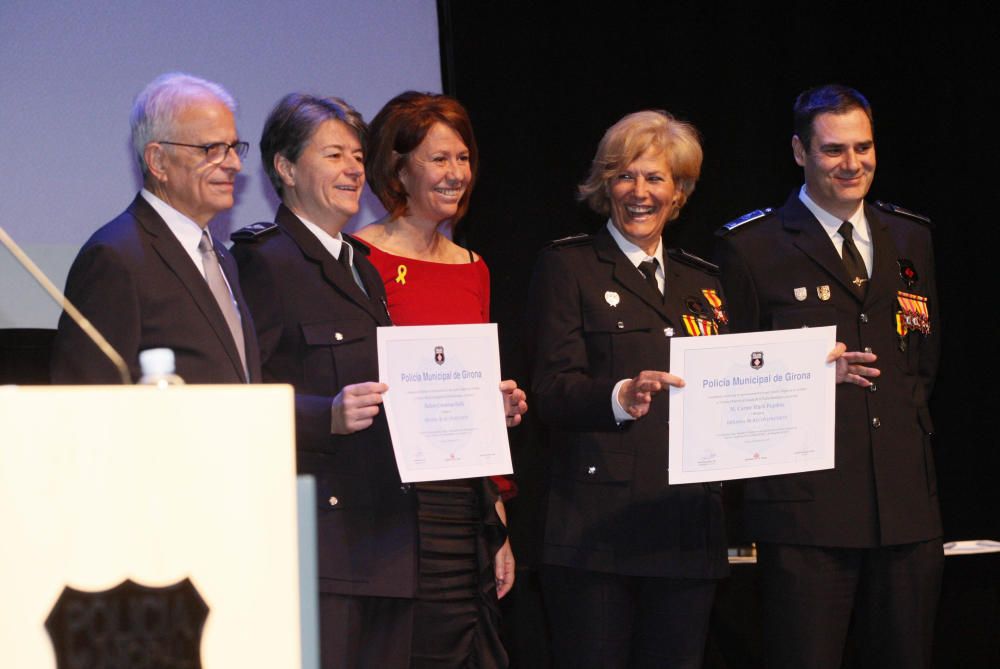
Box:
[377,323,513,482]
[668,326,836,484]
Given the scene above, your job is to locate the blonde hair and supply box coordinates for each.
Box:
[578,110,702,221]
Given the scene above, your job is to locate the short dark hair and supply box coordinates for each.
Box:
[793,84,873,150]
[260,93,367,198]
[365,91,479,223]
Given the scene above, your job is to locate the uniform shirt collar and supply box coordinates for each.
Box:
[298,216,352,266]
[606,220,664,272]
[799,184,870,246]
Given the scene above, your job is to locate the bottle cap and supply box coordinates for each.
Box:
[139,348,176,376]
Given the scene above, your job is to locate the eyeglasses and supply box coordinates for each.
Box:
[157,140,249,164]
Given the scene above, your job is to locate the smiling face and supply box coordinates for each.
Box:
[146,95,242,226]
[398,122,472,225]
[278,119,364,232]
[608,149,678,255]
[793,108,876,220]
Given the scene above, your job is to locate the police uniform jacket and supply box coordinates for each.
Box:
[715,192,941,548]
[232,204,417,598]
[527,227,730,579]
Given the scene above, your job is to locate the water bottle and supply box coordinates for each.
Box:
[138,348,185,387]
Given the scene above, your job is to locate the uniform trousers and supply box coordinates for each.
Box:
[757,539,943,669]
[541,564,716,669]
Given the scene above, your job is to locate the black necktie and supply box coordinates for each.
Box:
[638,258,661,297]
[839,221,868,299]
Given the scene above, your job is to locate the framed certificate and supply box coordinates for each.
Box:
[668,326,837,484]
[377,323,514,482]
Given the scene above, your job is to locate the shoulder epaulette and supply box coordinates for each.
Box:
[546,233,592,248]
[343,233,371,256]
[874,201,933,227]
[231,221,279,243]
[715,208,775,237]
[667,248,719,275]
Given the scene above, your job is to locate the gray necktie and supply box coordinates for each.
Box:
[198,230,248,378]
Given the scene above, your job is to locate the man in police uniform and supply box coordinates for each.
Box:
[715,85,941,668]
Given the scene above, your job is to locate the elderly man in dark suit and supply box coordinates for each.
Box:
[52,72,259,384]
[715,84,941,668]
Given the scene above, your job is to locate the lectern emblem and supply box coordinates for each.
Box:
[434,346,445,365]
[46,578,209,669]
[751,351,764,369]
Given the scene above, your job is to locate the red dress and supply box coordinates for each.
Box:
[360,241,508,668]
[364,243,491,325]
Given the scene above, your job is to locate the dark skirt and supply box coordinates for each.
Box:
[410,479,507,669]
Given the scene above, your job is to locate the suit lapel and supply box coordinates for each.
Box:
[593,228,670,320]
[782,193,861,301]
[864,202,901,310]
[130,195,248,382]
[275,205,384,322]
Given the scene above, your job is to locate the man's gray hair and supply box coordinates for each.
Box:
[130,72,237,175]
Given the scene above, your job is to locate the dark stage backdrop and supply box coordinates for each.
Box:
[438,6,999,663]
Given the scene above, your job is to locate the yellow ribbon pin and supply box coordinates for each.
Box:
[395,264,407,285]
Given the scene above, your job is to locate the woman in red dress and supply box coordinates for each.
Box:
[354,91,526,668]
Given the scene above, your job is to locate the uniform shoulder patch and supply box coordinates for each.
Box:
[715,208,775,237]
[546,233,592,248]
[667,248,719,275]
[873,201,933,227]
[231,221,279,243]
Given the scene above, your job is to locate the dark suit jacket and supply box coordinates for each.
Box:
[232,204,418,598]
[715,192,941,547]
[526,228,729,580]
[51,194,260,384]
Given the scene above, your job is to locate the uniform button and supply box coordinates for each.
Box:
[869,382,877,393]
[334,332,344,341]
[587,466,597,475]
[863,346,873,354]
[664,327,674,337]
[871,417,881,429]
[328,496,339,506]
[617,321,624,329]
[400,484,410,493]
[859,313,869,324]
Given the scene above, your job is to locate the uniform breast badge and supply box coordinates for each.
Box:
[681,314,718,336]
[605,291,620,307]
[794,287,807,301]
[701,289,728,324]
[895,291,931,335]
[897,258,919,288]
[816,285,831,301]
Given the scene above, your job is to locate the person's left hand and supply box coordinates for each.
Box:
[827,342,880,387]
[500,379,528,427]
[494,538,515,599]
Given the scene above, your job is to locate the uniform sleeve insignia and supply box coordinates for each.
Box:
[874,201,933,227]
[715,208,775,236]
[230,221,279,243]
[667,248,719,274]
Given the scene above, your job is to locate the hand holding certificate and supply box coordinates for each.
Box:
[668,326,837,484]
[377,323,514,482]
